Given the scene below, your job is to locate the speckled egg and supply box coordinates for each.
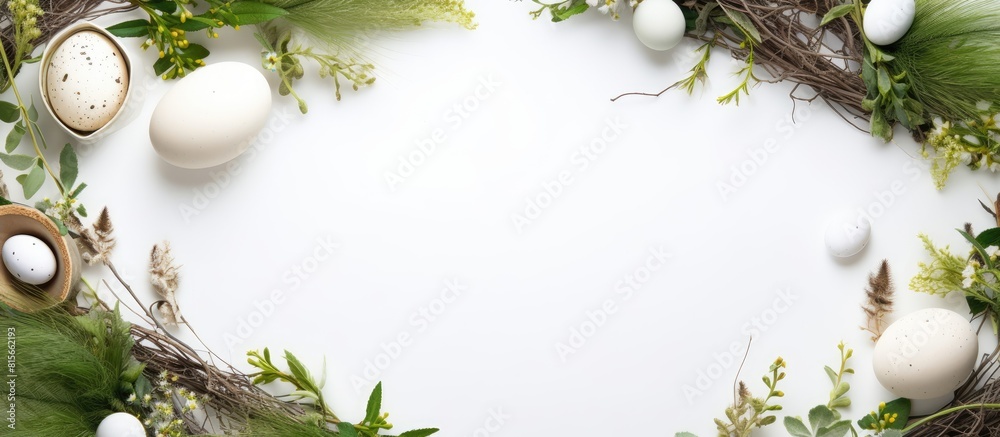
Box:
[2,234,57,285]
[44,30,129,132]
[873,308,978,400]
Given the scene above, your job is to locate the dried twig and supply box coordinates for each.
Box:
[616,0,868,124]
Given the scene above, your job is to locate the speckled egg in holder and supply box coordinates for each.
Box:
[39,22,137,144]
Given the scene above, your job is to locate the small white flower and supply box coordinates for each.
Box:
[987,245,999,260]
[962,263,977,288]
[126,393,136,403]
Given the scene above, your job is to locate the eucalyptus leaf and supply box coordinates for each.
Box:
[17,161,45,198]
[823,366,837,385]
[783,416,812,437]
[0,153,35,171]
[59,144,78,190]
[808,405,836,433]
[6,121,25,153]
[816,420,851,437]
[0,101,19,123]
[47,215,68,236]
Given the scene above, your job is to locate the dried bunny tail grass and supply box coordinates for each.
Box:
[78,207,116,265]
[0,168,8,199]
[149,241,182,325]
[861,259,894,342]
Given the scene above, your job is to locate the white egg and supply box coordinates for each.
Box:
[632,0,687,51]
[96,412,145,437]
[863,0,915,46]
[150,62,272,169]
[873,308,978,400]
[44,30,130,132]
[823,210,871,257]
[2,234,57,286]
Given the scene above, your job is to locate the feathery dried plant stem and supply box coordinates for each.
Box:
[0,168,8,199]
[861,259,894,342]
[149,241,182,325]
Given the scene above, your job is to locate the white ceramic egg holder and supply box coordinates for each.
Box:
[38,22,141,144]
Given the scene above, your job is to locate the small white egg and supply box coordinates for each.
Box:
[45,30,130,132]
[2,234,57,285]
[824,210,871,257]
[96,412,146,437]
[149,62,272,169]
[873,308,978,400]
[632,0,687,51]
[863,0,915,46]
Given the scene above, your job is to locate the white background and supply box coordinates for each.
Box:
[8,1,1000,435]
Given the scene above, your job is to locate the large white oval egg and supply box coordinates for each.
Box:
[873,308,978,400]
[633,0,687,51]
[2,234,57,285]
[863,0,916,46]
[149,62,272,169]
[96,412,145,437]
[45,30,130,132]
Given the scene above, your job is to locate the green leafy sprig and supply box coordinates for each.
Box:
[107,0,287,79]
[0,8,87,234]
[254,28,373,114]
[910,227,1000,333]
[247,348,437,437]
[677,356,786,437]
[2,0,44,92]
[857,398,909,433]
[529,0,589,22]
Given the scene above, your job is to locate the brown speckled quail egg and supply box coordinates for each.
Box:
[45,30,129,132]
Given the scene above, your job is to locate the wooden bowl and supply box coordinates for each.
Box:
[0,204,81,312]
